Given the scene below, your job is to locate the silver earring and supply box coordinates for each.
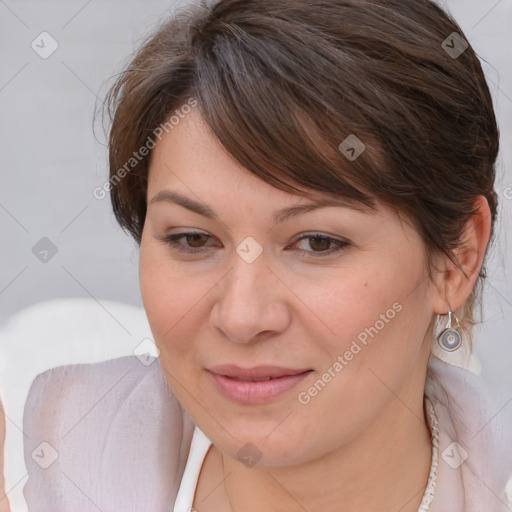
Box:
[437,311,462,352]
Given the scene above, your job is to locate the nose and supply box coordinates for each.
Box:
[210,250,291,344]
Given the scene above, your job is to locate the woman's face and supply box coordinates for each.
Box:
[139,109,437,466]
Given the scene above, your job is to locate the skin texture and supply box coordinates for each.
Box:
[139,109,491,512]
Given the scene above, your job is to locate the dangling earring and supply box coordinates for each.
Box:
[437,311,462,352]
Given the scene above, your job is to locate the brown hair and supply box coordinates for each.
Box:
[103,0,499,347]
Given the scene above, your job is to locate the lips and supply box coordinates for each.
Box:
[207,364,314,404]
[208,364,312,380]
[227,376,274,382]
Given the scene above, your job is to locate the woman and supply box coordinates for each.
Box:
[18,0,512,511]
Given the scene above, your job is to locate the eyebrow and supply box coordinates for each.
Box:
[149,189,372,223]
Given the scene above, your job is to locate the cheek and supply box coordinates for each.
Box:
[313,253,427,370]
[308,271,395,349]
[291,268,425,436]
[139,243,204,356]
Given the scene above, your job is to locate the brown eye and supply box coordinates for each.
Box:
[158,231,350,258]
[158,232,215,254]
[185,233,209,248]
[308,236,331,252]
[292,234,350,258]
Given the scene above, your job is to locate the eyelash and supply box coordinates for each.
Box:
[158,232,350,258]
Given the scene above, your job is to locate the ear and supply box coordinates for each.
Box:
[431,195,492,314]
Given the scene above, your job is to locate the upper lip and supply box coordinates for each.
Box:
[208,365,312,380]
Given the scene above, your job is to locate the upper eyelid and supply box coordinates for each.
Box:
[164,230,346,242]
[164,231,350,249]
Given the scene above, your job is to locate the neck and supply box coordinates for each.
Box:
[221,391,432,512]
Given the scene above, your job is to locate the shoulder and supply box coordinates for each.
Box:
[23,356,195,511]
[24,355,172,420]
[426,356,512,512]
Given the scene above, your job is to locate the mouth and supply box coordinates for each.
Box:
[207,365,314,404]
[208,364,313,380]
[223,376,283,382]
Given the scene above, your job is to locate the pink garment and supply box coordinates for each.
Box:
[426,356,512,512]
[21,355,512,511]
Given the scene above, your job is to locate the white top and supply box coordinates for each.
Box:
[173,426,213,512]
[173,398,441,512]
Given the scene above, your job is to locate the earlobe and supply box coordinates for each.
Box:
[432,195,492,314]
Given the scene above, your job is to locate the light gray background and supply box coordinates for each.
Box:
[0,0,511,508]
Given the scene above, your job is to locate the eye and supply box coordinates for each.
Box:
[158,232,215,254]
[290,233,350,258]
[157,232,350,258]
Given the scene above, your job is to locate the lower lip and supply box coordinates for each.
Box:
[208,370,313,404]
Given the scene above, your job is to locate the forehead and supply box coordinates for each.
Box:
[147,109,377,214]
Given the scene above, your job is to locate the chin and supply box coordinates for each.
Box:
[209,421,311,467]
